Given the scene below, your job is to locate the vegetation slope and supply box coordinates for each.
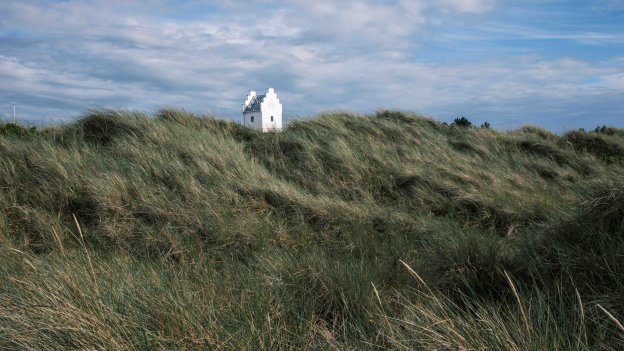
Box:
[1,109,623,350]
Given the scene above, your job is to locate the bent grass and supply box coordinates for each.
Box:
[0,109,623,349]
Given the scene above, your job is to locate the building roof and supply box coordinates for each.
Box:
[243,94,265,113]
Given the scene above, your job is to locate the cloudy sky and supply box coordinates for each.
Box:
[0,0,622,131]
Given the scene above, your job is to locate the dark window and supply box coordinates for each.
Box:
[271,116,274,122]
[250,116,254,123]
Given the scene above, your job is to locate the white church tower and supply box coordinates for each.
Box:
[243,88,282,132]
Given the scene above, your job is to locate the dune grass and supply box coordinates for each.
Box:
[0,109,623,350]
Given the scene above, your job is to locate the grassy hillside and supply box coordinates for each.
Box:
[1,109,623,350]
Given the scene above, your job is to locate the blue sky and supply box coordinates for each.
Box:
[0,0,622,131]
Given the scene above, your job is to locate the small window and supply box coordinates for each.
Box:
[271,116,274,122]
[250,116,254,123]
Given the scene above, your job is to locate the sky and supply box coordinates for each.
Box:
[0,0,622,131]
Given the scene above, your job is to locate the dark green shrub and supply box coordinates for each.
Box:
[452,116,472,128]
[595,125,608,134]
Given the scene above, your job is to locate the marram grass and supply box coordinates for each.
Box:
[0,109,623,350]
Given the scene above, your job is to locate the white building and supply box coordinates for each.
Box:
[243,88,282,132]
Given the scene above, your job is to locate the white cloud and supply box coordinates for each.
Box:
[0,0,621,130]
[276,0,429,46]
[435,0,497,14]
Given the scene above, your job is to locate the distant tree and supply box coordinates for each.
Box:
[442,122,449,126]
[594,125,607,134]
[452,116,472,128]
[480,121,491,129]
